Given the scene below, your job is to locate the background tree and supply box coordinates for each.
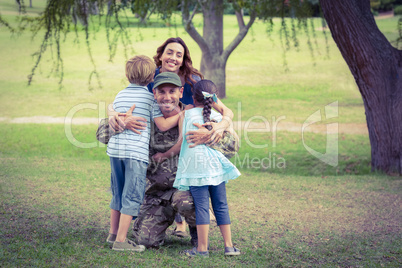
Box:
[180,0,314,98]
[320,0,401,174]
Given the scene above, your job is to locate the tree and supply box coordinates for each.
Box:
[180,0,312,98]
[320,0,401,174]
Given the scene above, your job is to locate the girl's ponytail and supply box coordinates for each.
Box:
[203,97,213,130]
[192,80,218,130]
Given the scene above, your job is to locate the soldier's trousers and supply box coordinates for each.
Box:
[131,190,196,248]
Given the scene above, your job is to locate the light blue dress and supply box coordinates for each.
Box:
[173,108,240,191]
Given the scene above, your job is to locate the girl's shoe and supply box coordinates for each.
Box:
[224,246,241,256]
[182,247,209,257]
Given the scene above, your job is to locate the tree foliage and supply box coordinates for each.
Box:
[0,0,326,90]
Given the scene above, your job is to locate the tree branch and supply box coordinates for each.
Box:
[181,0,208,53]
[188,2,198,23]
[222,8,256,62]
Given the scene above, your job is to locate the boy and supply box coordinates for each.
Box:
[106,55,181,251]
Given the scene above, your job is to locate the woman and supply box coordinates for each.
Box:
[109,37,233,145]
[147,37,203,105]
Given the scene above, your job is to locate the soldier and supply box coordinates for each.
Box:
[107,73,238,248]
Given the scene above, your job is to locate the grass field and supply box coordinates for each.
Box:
[1,136,401,267]
[0,1,401,267]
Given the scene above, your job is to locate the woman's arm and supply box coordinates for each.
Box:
[209,98,234,142]
[152,115,184,163]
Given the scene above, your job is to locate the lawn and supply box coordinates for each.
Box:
[1,141,401,267]
[0,1,401,267]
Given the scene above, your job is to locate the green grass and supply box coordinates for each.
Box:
[0,123,371,176]
[1,150,401,267]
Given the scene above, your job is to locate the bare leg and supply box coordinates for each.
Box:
[219,224,233,248]
[116,213,133,242]
[196,224,209,252]
[109,209,120,235]
[175,219,187,233]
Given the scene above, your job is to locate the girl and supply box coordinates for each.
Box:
[173,80,241,257]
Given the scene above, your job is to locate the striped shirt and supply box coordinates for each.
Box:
[107,84,163,163]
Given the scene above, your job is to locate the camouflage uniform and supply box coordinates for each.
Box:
[131,102,239,248]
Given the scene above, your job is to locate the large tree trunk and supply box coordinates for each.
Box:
[199,0,226,98]
[320,0,402,174]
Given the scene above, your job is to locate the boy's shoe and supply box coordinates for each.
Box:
[172,227,189,238]
[106,233,116,244]
[182,247,209,257]
[224,246,241,256]
[112,239,146,252]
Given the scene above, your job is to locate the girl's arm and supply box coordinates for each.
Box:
[152,115,184,163]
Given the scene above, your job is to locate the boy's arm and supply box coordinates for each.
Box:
[153,111,183,132]
[152,115,184,163]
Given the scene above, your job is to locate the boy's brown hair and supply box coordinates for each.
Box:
[126,55,156,86]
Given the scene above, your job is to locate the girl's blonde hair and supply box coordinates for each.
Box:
[126,55,156,86]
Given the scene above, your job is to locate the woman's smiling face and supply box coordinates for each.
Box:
[159,42,184,74]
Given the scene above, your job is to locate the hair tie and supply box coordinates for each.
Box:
[201,91,218,103]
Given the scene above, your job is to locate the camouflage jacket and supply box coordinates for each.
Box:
[146,102,239,199]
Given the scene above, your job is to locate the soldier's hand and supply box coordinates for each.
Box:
[202,122,224,145]
[186,122,221,148]
[109,114,126,132]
